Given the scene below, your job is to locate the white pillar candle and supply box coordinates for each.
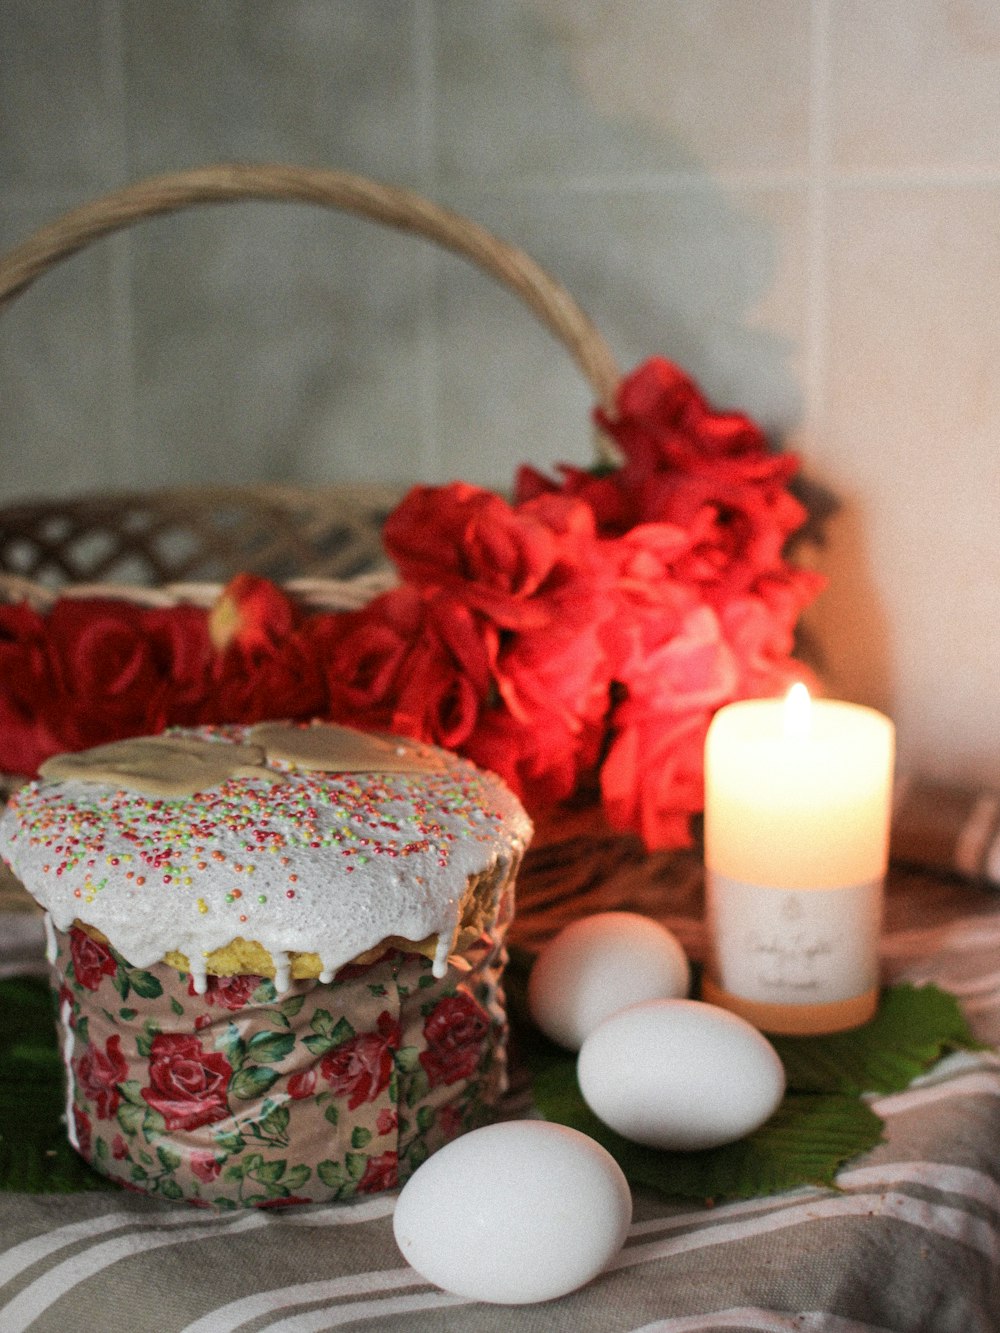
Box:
[702,685,895,1035]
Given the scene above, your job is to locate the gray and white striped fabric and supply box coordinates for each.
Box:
[1,825,999,1331]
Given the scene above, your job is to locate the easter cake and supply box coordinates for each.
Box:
[0,721,532,1207]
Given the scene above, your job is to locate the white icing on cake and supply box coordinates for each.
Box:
[0,725,532,983]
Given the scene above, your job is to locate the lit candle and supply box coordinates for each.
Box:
[702,685,895,1035]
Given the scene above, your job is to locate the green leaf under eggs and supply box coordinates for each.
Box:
[520,979,983,1203]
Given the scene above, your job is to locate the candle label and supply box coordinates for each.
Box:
[707,873,882,1004]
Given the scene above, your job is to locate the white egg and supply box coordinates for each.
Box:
[577,998,786,1151]
[528,911,690,1050]
[392,1120,632,1305]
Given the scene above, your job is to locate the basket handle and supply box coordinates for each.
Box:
[0,162,622,447]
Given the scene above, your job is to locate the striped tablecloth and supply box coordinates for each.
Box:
[1,805,999,1332]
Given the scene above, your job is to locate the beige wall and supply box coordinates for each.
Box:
[2,0,999,791]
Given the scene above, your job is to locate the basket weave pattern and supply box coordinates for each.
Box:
[0,483,401,590]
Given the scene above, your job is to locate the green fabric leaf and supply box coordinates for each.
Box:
[246,1031,295,1065]
[285,1163,312,1190]
[317,1158,345,1187]
[117,1101,145,1136]
[230,1066,279,1100]
[254,1159,287,1185]
[128,969,163,1000]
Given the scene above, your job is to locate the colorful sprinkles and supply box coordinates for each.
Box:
[0,725,532,983]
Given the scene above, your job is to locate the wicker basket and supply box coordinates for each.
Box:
[0,161,626,900]
[0,162,621,600]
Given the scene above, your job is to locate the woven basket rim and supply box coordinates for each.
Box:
[0,480,407,514]
[0,567,397,613]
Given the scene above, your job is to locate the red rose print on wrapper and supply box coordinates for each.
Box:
[69,926,118,992]
[46,920,512,1207]
[190,1150,223,1184]
[141,1032,233,1131]
[357,1150,399,1194]
[75,1033,128,1120]
[419,992,491,1088]
[320,1011,401,1111]
[287,1068,318,1100]
[438,1101,465,1141]
[187,973,263,1011]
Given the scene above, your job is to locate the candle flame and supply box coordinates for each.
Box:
[783,682,812,741]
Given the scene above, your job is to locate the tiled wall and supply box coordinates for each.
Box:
[2,0,999,793]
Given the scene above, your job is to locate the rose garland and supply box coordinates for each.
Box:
[0,358,822,850]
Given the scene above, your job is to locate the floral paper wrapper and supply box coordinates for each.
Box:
[50,902,511,1208]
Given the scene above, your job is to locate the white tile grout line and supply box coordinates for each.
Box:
[802,0,832,446]
[14,171,1000,215]
[379,166,1000,194]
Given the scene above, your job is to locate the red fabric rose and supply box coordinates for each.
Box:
[384,483,595,631]
[596,357,770,476]
[42,598,213,755]
[419,992,491,1088]
[601,708,711,851]
[111,1134,130,1161]
[69,926,118,992]
[200,624,329,727]
[372,484,617,806]
[319,1010,400,1111]
[0,602,61,776]
[75,1033,128,1120]
[254,1195,314,1209]
[318,585,496,753]
[208,574,300,656]
[464,631,608,811]
[141,1032,233,1131]
[187,973,263,1011]
[356,1150,398,1194]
